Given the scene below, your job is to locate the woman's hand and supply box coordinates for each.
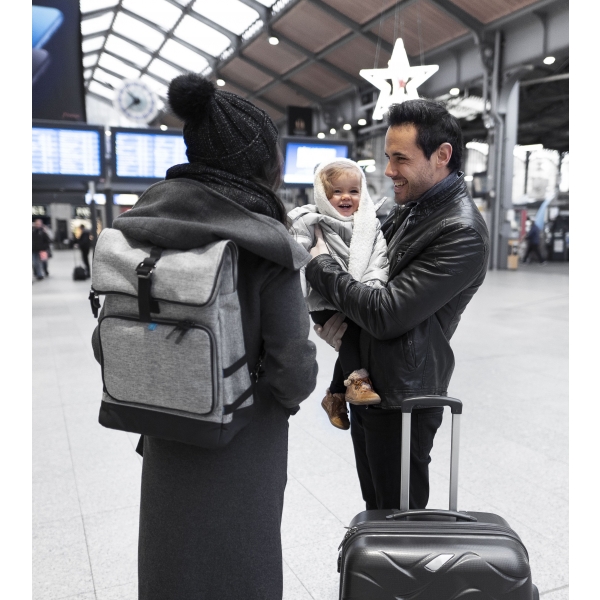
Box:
[313,312,347,352]
[309,225,329,258]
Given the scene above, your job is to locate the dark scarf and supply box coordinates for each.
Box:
[387,171,465,258]
[165,162,282,222]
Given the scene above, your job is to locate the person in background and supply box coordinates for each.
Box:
[523,218,546,264]
[32,218,51,281]
[75,224,92,276]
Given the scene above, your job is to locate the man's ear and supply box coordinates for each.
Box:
[436,142,453,168]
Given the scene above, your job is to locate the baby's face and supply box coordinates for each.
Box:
[328,171,361,217]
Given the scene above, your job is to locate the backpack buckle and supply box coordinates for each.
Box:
[136,261,155,279]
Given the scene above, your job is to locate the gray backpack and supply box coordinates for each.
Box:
[89,228,258,449]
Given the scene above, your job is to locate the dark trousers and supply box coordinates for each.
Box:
[80,248,90,274]
[524,242,544,263]
[350,405,443,510]
[310,309,362,393]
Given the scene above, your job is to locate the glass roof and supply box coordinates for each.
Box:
[82,0,263,106]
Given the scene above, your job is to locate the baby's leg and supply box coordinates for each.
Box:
[339,319,381,405]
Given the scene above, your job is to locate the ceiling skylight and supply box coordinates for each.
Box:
[192,0,259,36]
[104,35,152,68]
[80,0,118,13]
[112,12,165,51]
[82,36,105,54]
[81,12,114,36]
[147,59,184,83]
[141,74,169,99]
[94,68,124,90]
[83,54,99,68]
[175,15,231,56]
[98,53,141,79]
[161,38,210,71]
[121,0,181,30]
[89,80,115,100]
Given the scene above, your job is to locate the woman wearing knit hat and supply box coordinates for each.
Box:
[112,74,318,600]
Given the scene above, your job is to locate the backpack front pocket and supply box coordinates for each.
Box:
[99,316,217,416]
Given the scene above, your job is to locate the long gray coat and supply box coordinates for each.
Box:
[92,178,318,600]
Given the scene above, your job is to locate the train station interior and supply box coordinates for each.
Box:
[26,0,582,598]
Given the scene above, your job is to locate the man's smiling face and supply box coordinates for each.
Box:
[384,124,449,204]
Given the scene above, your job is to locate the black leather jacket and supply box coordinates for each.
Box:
[306,174,489,408]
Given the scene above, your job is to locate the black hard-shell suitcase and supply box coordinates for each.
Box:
[337,396,539,600]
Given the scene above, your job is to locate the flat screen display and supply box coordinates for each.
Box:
[32,126,102,177]
[114,131,187,179]
[283,139,350,185]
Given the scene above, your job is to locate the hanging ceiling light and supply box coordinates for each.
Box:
[449,87,460,96]
[268,36,280,45]
[343,123,352,130]
[357,118,367,126]
[216,79,226,86]
[329,128,337,134]
[317,132,325,139]
[543,56,556,65]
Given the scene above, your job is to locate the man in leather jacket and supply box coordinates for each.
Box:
[306,99,489,510]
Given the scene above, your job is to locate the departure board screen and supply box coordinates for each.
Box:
[32,126,102,176]
[282,138,351,185]
[114,131,187,179]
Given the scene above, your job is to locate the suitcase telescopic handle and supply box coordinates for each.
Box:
[386,509,477,522]
[401,396,462,414]
[399,396,462,513]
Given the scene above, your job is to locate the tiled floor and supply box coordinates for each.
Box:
[33,250,568,599]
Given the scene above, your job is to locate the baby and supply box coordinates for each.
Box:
[287,157,389,430]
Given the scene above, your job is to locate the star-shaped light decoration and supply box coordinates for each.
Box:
[360,39,439,121]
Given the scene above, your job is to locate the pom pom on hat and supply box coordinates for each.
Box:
[168,73,215,122]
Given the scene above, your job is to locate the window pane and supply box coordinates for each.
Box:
[80,12,114,36]
[83,53,99,68]
[89,80,115,100]
[82,35,105,53]
[98,53,141,79]
[112,12,165,51]
[84,69,93,79]
[121,0,181,29]
[141,74,169,99]
[175,15,230,56]
[192,0,258,36]
[94,68,124,89]
[80,0,118,13]
[104,35,152,68]
[160,39,209,72]
[147,59,183,83]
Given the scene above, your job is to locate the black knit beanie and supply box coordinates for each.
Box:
[168,73,279,180]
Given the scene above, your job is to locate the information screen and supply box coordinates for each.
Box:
[114,131,187,179]
[283,140,350,185]
[32,126,102,176]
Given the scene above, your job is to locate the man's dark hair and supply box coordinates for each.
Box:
[387,99,463,171]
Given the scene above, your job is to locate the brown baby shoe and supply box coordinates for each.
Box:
[321,389,350,430]
[344,369,381,405]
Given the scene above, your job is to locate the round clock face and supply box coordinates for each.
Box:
[114,80,160,123]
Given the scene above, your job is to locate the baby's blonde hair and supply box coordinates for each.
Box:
[319,162,362,199]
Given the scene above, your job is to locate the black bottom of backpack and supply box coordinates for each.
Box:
[98,400,253,449]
